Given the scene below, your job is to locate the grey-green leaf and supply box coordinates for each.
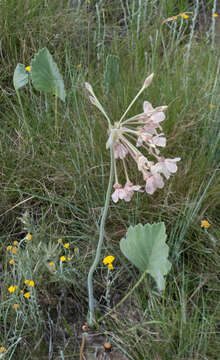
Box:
[13,63,29,90]
[120,222,172,291]
[31,47,66,102]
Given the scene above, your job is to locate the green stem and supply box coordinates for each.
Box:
[16,89,32,141]
[55,92,58,136]
[87,145,114,326]
[98,269,147,323]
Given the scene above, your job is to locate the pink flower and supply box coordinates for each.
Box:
[144,172,164,194]
[112,183,125,203]
[143,101,166,124]
[113,140,128,159]
[122,182,143,202]
[153,157,181,179]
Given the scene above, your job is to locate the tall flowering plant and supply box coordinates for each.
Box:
[86,74,180,325]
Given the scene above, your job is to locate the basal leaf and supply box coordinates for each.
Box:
[31,47,66,102]
[13,63,29,90]
[120,222,172,291]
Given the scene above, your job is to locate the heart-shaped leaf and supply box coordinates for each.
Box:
[120,222,172,291]
[31,47,66,102]
[13,63,29,90]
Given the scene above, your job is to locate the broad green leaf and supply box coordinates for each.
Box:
[120,222,172,291]
[31,47,66,102]
[13,64,29,90]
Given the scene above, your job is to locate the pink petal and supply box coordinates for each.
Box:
[143,101,153,113]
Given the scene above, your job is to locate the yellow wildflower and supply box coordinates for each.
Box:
[25,66,31,72]
[213,13,218,18]
[8,285,17,293]
[201,220,211,229]
[60,256,66,262]
[20,290,24,294]
[29,280,34,287]
[24,292,30,299]
[103,255,115,265]
[11,247,18,254]
[9,259,15,265]
[63,243,70,248]
[57,238,62,243]
[77,63,82,69]
[180,13,189,19]
[24,280,30,285]
[0,347,6,354]
[67,257,71,261]
[49,261,55,266]
[26,233,32,241]
[13,241,19,246]
[13,304,19,310]
[107,263,114,270]
[209,104,216,109]
[6,245,12,251]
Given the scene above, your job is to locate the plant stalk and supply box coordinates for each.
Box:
[87,144,114,326]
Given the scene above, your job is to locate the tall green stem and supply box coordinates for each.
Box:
[87,145,114,326]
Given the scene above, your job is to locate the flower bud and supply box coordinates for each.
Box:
[143,73,154,88]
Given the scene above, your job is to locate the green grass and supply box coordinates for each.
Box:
[0,0,219,358]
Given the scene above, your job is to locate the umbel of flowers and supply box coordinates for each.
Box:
[86,74,180,203]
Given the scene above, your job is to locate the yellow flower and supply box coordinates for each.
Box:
[103,255,115,265]
[180,13,189,19]
[213,13,218,18]
[20,290,24,294]
[6,245,12,251]
[26,233,32,241]
[67,257,71,261]
[49,261,55,266]
[63,243,69,248]
[13,241,19,246]
[60,256,66,262]
[29,280,34,287]
[25,66,31,72]
[77,63,82,69]
[107,263,114,270]
[57,238,62,243]
[209,104,216,109]
[8,285,17,293]
[13,303,19,310]
[24,280,30,285]
[11,247,18,254]
[9,259,15,265]
[201,220,211,229]
[0,347,6,354]
[74,247,79,252]
[24,292,30,299]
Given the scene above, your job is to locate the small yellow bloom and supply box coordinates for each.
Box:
[209,104,216,109]
[26,233,32,241]
[24,280,30,285]
[77,63,82,69]
[11,247,18,254]
[180,13,189,19]
[6,245,12,251]
[60,256,66,262]
[13,303,19,310]
[20,290,24,294]
[107,263,114,270]
[0,347,6,354]
[49,261,55,266]
[29,280,34,287]
[25,66,31,72]
[63,243,70,248]
[74,247,79,252]
[24,292,30,299]
[57,238,62,243]
[9,259,15,265]
[201,220,211,229]
[213,13,218,18]
[8,285,17,293]
[103,255,115,265]
[13,241,19,246]
[67,257,71,261]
